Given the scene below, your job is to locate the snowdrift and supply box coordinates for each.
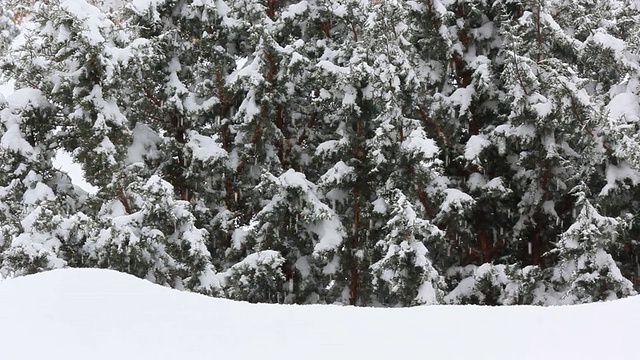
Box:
[0,268,636,360]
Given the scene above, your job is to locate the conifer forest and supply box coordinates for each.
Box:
[2,0,640,307]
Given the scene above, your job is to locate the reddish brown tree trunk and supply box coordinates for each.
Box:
[322,19,331,38]
[171,113,189,201]
[265,0,280,19]
[478,230,490,263]
[536,5,542,63]
[275,107,286,169]
[349,112,364,306]
[118,189,132,214]
[350,188,360,306]
[530,232,541,266]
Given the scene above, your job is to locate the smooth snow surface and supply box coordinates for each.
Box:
[0,268,638,360]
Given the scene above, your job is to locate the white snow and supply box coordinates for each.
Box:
[311,216,344,254]
[186,131,227,163]
[464,134,490,161]
[372,197,388,214]
[591,31,626,58]
[279,168,312,189]
[600,162,640,196]
[230,250,283,271]
[485,176,508,192]
[467,172,486,190]
[1,268,639,359]
[330,3,347,17]
[607,92,640,124]
[439,188,475,213]
[316,60,348,75]
[494,123,536,139]
[60,0,112,46]
[22,182,55,206]
[529,93,554,118]
[1,79,98,195]
[0,108,34,156]
[447,86,474,113]
[6,88,52,110]
[281,1,308,19]
[319,161,355,185]
[130,0,164,14]
[316,140,340,156]
[127,123,161,165]
[402,128,439,158]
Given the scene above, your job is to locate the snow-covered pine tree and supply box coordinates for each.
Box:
[0,2,17,56]
[1,0,638,306]
[181,0,244,264]
[483,0,607,268]
[549,186,636,303]
[224,169,343,303]
[353,0,449,306]
[3,0,130,189]
[120,0,233,201]
[84,175,221,294]
[221,0,297,250]
[0,1,116,277]
[222,0,324,232]
[108,0,235,272]
[1,0,135,277]
[590,1,640,289]
[404,0,640,304]
[311,0,385,305]
[413,0,516,272]
[444,263,521,305]
[0,0,225,292]
[222,0,356,304]
[0,87,90,277]
[223,249,287,303]
[371,190,444,306]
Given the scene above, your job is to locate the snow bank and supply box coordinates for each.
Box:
[0,268,638,360]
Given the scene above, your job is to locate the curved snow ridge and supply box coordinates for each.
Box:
[0,268,638,360]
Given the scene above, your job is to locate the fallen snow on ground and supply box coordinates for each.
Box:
[0,268,637,360]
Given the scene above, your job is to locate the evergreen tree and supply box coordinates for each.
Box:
[549,186,635,303]
[593,0,640,289]
[1,0,639,306]
[312,0,384,305]
[222,0,329,265]
[110,0,233,271]
[223,250,287,303]
[120,0,234,200]
[0,2,17,55]
[371,190,444,306]
[445,263,521,305]
[361,0,454,306]
[3,0,130,189]
[419,0,517,271]
[0,87,88,277]
[224,169,343,303]
[84,175,220,294]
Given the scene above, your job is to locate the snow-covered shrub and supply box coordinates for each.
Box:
[223,250,287,303]
[445,264,522,305]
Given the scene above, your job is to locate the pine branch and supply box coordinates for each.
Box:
[417,106,453,148]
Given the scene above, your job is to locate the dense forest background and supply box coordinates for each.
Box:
[1,0,640,306]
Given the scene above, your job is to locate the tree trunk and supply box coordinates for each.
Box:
[350,187,360,306]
